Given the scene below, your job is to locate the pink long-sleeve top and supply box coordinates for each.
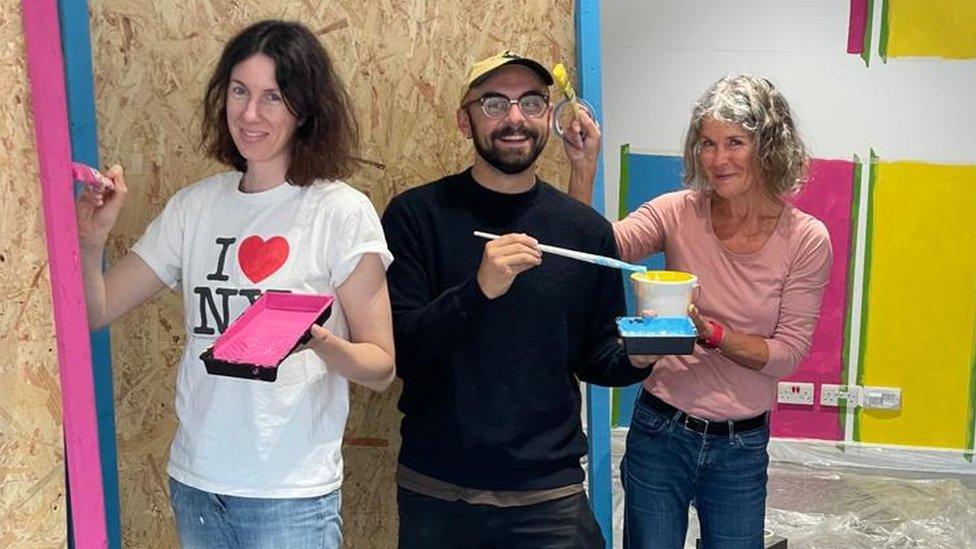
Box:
[615,190,832,420]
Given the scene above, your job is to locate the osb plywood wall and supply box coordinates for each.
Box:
[90,0,576,546]
[0,2,67,547]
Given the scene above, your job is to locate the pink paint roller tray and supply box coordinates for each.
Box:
[200,292,334,382]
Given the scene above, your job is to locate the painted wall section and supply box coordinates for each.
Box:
[772,159,856,441]
[857,161,976,449]
[847,0,868,56]
[884,0,976,59]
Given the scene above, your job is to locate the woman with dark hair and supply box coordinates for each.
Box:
[76,20,393,546]
[570,74,832,548]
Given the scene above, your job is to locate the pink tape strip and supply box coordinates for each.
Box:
[22,1,108,546]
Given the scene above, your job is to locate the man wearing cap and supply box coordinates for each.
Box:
[382,51,653,548]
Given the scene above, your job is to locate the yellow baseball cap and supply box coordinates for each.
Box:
[461,50,554,104]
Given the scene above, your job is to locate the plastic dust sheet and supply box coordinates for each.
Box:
[605,430,976,548]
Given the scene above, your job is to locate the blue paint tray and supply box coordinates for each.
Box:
[617,316,698,355]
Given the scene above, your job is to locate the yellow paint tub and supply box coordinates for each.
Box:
[630,270,698,317]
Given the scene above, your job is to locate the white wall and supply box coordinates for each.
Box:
[600,0,976,213]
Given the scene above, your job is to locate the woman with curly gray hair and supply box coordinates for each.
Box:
[571,74,832,548]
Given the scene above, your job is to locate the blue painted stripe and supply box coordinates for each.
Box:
[57,1,121,547]
[613,152,684,428]
[576,1,612,546]
[585,384,613,547]
[576,0,605,216]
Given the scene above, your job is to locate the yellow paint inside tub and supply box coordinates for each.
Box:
[630,270,696,284]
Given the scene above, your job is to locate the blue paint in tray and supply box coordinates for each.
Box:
[616,316,698,355]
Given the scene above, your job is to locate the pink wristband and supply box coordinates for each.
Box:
[702,320,724,348]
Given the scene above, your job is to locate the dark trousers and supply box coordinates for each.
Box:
[397,486,605,549]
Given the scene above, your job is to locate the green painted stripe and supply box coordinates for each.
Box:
[618,143,631,220]
[839,155,863,438]
[613,144,630,429]
[878,0,889,62]
[967,294,976,450]
[854,150,879,442]
[862,0,876,66]
[611,388,620,427]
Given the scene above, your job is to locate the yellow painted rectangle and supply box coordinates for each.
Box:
[886,0,976,59]
[858,161,976,449]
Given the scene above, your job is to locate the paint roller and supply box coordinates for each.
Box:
[552,63,581,119]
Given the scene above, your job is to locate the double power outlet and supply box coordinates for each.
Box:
[776,381,815,405]
[776,382,901,410]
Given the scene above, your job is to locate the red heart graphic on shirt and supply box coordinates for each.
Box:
[238,236,289,283]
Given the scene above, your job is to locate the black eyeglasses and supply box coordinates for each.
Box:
[463,92,550,119]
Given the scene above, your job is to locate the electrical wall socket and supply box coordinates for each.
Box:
[819,384,901,410]
[820,384,855,407]
[861,386,901,410]
[777,381,815,405]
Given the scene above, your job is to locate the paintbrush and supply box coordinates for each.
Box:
[474,231,647,273]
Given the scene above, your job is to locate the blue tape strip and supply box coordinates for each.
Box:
[57,1,121,547]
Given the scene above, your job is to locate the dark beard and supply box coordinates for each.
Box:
[473,124,548,175]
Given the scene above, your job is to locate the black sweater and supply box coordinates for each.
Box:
[382,169,649,491]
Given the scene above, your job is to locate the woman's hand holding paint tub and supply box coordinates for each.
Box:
[76,165,127,253]
[476,233,543,299]
[687,304,718,346]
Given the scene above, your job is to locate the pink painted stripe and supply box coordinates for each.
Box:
[848,0,868,54]
[21,1,108,546]
[771,159,856,441]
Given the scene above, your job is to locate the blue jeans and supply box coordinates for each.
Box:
[621,393,769,549]
[169,477,342,548]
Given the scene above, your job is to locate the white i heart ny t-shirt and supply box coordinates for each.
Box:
[133,171,392,497]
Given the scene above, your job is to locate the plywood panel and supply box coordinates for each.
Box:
[90,1,576,546]
[0,1,67,546]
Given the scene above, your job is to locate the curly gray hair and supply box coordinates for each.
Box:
[682,75,808,196]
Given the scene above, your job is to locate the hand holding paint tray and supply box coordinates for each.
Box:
[199,292,334,382]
